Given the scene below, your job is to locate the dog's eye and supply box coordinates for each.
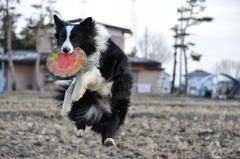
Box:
[70,35,77,41]
[60,34,66,42]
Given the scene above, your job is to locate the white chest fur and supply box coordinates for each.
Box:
[61,66,113,116]
[73,66,113,97]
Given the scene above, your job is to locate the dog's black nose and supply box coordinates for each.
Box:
[63,47,70,53]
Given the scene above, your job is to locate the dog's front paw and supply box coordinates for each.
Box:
[76,129,85,138]
[104,138,115,147]
[61,107,70,116]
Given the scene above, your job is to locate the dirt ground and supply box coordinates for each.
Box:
[0,92,240,159]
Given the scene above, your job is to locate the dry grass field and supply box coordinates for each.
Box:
[0,92,240,159]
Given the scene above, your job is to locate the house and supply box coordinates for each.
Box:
[187,70,213,96]
[0,18,164,94]
[0,52,163,94]
[157,71,171,94]
[0,50,48,92]
[129,56,163,94]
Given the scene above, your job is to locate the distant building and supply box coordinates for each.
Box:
[0,51,163,93]
[0,51,48,92]
[187,71,240,98]
[157,71,171,94]
[129,56,163,94]
[187,70,213,96]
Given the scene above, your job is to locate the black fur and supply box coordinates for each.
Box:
[54,15,97,56]
[53,15,133,145]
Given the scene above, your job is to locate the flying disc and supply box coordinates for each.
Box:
[46,46,86,80]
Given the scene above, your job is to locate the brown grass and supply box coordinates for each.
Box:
[0,92,240,159]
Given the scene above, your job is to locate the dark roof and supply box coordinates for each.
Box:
[128,56,159,65]
[0,51,163,70]
[0,51,48,64]
[68,18,132,34]
[188,70,212,78]
[128,56,163,70]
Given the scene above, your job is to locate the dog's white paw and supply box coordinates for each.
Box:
[104,138,115,147]
[76,129,85,138]
[61,109,66,116]
[61,107,67,116]
[61,109,69,116]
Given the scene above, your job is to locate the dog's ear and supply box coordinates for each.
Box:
[53,15,65,29]
[79,17,95,30]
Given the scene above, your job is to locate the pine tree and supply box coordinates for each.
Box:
[170,25,179,94]
[176,0,213,94]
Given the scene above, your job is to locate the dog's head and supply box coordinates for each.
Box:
[53,15,102,56]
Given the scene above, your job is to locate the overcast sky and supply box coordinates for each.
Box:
[16,0,240,84]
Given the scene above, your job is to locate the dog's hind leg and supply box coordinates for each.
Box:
[75,121,86,138]
[102,115,121,147]
[92,113,121,147]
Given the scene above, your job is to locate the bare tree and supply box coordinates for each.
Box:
[235,63,240,80]
[138,31,171,64]
[2,0,21,91]
[214,59,240,79]
[31,0,59,91]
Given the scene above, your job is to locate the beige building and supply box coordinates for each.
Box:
[0,19,164,94]
[129,56,163,94]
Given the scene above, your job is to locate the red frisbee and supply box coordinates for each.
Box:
[46,46,86,80]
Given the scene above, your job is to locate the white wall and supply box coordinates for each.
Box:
[158,72,171,94]
[188,76,214,96]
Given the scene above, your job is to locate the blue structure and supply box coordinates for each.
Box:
[221,73,240,98]
[198,73,240,99]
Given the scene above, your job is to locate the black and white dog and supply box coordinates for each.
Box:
[53,15,133,147]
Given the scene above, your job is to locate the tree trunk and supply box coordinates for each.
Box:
[183,47,188,94]
[7,17,17,91]
[33,25,42,91]
[171,40,178,94]
[182,26,189,95]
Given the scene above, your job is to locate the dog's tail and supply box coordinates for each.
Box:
[54,80,71,107]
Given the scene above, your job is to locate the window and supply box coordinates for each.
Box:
[132,72,138,82]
